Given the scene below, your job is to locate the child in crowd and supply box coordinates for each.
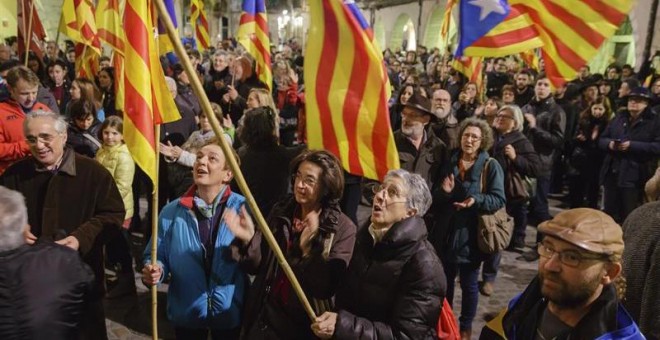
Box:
[95,116,137,298]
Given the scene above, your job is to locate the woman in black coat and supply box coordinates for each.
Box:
[491,105,541,250]
[312,169,446,340]
[568,96,610,208]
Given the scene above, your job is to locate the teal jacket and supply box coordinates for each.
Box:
[431,150,506,264]
[144,185,247,330]
[480,277,645,340]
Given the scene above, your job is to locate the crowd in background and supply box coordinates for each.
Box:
[0,32,659,340]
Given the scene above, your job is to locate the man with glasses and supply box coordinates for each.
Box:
[0,66,51,174]
[0,110,125,340]
[481,208,644,339]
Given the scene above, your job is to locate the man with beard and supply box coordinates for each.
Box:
[481,208,644,340]
[513,70,534,107]
[431,88,460,150]
[394,91,448,189]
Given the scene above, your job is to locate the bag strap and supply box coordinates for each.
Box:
[82,132,102,148]
[480,158,492,194]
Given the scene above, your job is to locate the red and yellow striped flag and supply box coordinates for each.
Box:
[519,49,539,71]
[452,56,484,96]
[59,0,101,78]
[191,0,210,51]
[510,0,634,87]
[305,0,399,181]
[440,0,456,41]
[123,0,180,183]
[237,0,272,90]
[96,0,125,112]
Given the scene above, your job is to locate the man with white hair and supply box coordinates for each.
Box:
[0,110,125,339]
[0,186,94,339]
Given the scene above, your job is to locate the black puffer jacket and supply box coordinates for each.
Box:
[0,242,94,340]
[334,216,446,340]
[522,96,566,177]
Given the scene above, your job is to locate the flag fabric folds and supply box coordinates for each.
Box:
[123,0,180,184]
[156,0,178,55]
[60,0,102,78]
[17,0,47,61]
[452,56,484,96]
[96,0,125,112]
[456,0,634,87]
[237,0,272,90]
[440,0,456,42]
[191,0,210,51]
[305,0,399,181]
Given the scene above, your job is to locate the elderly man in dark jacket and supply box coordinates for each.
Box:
[0,186,95,340]
[521,74,566,261]
[0,110,125,340]
[394,91,449,189]
[599,86,660,223]
[312,169,446,340]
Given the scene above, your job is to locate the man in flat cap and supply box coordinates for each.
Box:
[481,208,644,340]
[394,91,448,189]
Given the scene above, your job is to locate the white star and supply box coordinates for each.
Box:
[469,0,507,21]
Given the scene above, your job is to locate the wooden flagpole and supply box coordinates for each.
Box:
[151,127,160,340]
[24,0,35,66]
[152,0,318,322]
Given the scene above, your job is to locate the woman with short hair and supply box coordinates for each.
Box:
[311,169,446,339]
[227,150,357,339]
[430,117,506,339]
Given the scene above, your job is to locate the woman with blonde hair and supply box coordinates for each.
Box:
[66,77,105,121]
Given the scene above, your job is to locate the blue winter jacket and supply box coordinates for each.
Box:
[144,185,247,330]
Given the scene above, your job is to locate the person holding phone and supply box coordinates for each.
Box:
[599,87,660,222]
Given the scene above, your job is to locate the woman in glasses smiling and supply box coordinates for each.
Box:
[430,117,506,339]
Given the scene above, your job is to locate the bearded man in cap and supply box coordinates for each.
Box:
[394,91,448,189]
[481,208,644,340]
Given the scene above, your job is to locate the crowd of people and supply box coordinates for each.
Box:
[0,33,659,340]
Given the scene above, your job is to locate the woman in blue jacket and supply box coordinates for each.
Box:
[430,118,506,339]
[142,143,248,340]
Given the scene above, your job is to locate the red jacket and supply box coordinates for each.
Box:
[0,100,50,174]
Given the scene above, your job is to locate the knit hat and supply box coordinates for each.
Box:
[539,208,624,257]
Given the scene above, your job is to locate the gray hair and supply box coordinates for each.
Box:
[23,109,68,136]
[0,186,28,252]
[384,169,432,215]
[499,105,525,132]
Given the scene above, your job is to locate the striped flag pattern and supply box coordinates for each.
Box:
[452,56,484,96]
[511,0,633,87]
[305,0,399,181]
[237,0,272,90]
[461,0,633,87]
[519,49,540,71]
[96,0,125,112]
[123,0,180,184]
[191,0,210,51]
[156,0,178,55]
[440,0,456,41]
[59,0,102,78]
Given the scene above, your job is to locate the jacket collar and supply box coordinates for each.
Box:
[450,149,490,183]
[270,195,343,235]
[34,147,76,175]
[179,184,232,210]
[374,216,428,248]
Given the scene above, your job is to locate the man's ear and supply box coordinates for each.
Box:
[406,207,418,218]
[601,262,622,285]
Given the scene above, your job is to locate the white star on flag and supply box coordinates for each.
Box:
[469,0,507,21]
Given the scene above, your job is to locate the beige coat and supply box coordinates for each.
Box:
[96,143,135,219]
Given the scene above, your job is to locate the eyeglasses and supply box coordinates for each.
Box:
[537,242,608,268]
[26,133,60,145]
[293,173,318,187]
[372,184,404,199]
[495,114,514,120]
[461,133,482,141]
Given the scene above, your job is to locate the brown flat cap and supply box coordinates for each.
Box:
[539,208,624,257]
[403,92,434,116]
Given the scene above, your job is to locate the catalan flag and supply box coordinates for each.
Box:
[123,0,180,184]
[457,0,634,87]
[440,0,456,42]
[60,0,102,78]
[452,56,484,97]
[305,0,399,181]
[519,49,539,71]
[237,0,272,90]
[156,0,178,55]
[96,0,125,112]
[191,0,210,51]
